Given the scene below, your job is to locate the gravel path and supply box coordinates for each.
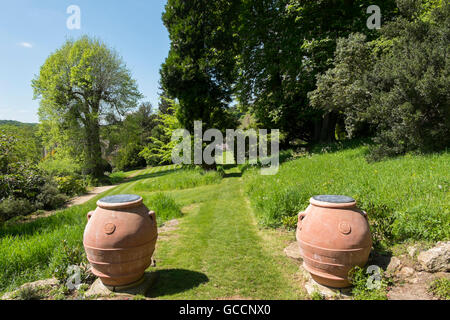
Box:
[67,185,118,207]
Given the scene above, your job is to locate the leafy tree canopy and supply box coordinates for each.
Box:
[32,36,142,177]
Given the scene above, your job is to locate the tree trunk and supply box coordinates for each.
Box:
[84,115,104,178]
[320,111,337,142]
[313,111,338,143]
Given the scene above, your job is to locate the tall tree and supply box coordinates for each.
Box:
[309,0,450,159]
[160,0,241,132]
[237,0,397,144]
[32,36,142,178]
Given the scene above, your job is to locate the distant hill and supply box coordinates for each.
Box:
[0,120,38,127]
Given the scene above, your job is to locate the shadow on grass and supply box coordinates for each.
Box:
[146,269,209,298]
[126,168,180,183]
[308,138,373,155]
[224,171,242,178]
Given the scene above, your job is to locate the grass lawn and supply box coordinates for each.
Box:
[0,164,304,299]
[0,165,181,294]
[150,167,304,299]
[243,143,449,249]
[1,142,448,299]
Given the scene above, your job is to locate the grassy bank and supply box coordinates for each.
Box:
[243,143,449,248]
[133,168,222,192]
[0,165,185,293]
[0,164,305,299]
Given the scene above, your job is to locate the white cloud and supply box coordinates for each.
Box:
[18,42,33,48]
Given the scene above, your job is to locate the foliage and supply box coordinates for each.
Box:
[49,240,90,284]
[35,182,68,210]
[310,1,450,159]
[114,143,147,172]
[38,158,83,177]
[367,1,450,159]
[53,176,86,197]
[309,291,325,300]
[348,266,388,300]
[0,120,37,126]
[11,286,43,300]
[161,0,240,132]
[428,277,450,300]
[236,0,398,143]
[0,125,42,165]
[103,101,158,171]
[0,198,34,222]
[0,130,69,221]
[243,142,450,247]
[139,102,182,166]
[309,33,374,138]
[32,36,142,178]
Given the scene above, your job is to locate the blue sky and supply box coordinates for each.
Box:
[0,0,170,123]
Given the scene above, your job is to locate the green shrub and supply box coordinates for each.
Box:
[428,278,450,300]
[144,193,182,225]
[84,175,112,187]
[309,291,325,300]
[348,266,388,300]
[0,159,70,221]
[54,176,86,197]
[38,158,83,177]
[281,215,298,230]
[216,166,225,177]
[12,286,43,300]
[49,240,90,285]
[114,143,146,172]
[309,3,450,160]
[36,182,68,210]
[0,197,34,222]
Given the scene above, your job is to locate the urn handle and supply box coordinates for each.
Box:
[297,211,307,230]
[361,210,368,220]
[87,211,94,221]
[148,210,156,225]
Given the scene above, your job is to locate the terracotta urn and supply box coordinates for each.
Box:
[296,195,372,288]
[83,194,158,287]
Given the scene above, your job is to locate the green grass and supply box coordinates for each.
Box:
[348,266,389,300]
[0,165,182,294]
[428,278,450,300]
[133,168,222,192]
[108,167,148,184]
[148,167,304,299]
[243,144,450,248]
[145,192,182,226]
[0,164,305,299]
[2,142,448,299]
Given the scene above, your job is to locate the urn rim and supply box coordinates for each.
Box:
[310,195,357,209]
[97,194,143,209]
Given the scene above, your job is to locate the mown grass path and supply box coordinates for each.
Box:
[0,164,305,299]
[148,167,305,299]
